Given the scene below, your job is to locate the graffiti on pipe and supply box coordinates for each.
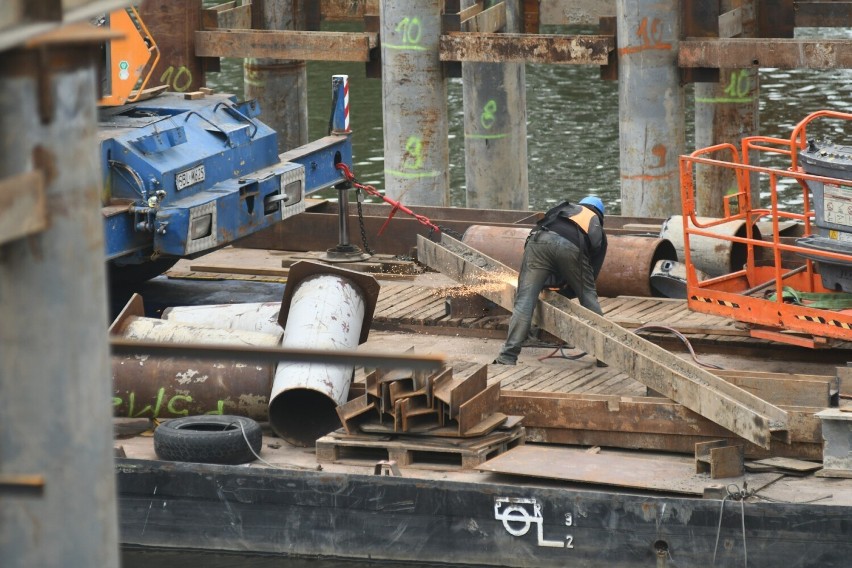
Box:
[113,387,225,418]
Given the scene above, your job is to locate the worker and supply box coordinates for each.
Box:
[493,196,608,366]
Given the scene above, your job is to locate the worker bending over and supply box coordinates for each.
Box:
[493,196,608,366]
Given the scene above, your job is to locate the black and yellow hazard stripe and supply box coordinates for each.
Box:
[795,314,852,330]
[690,296,740,309]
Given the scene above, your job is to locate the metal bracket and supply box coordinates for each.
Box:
[373,460,402,476]
[695,440,744,479]
[0,474,45,497]
[0,170,47,247]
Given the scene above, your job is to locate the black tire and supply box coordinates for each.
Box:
[153,415,262,465]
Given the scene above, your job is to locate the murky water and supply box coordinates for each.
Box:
[205,23,850,215]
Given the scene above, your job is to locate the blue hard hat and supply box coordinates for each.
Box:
[579,196,605,216]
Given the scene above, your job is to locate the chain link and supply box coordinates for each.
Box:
[355,189,375,256]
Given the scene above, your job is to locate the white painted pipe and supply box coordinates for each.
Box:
[122,317,282,346]
[269,274,366,446]
[162,302,282,335]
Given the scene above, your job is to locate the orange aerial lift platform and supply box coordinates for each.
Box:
[679,110,852,348]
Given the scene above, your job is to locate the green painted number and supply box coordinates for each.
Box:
[480,99,497,129]
[403,136,425,170]
[723,70,751,99]
[395,17,423,46]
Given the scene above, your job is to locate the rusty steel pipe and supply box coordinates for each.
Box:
[110,294,281,420]
[112,356,273,420]
[461,225,677,297]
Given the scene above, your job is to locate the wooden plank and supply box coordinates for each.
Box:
[439,33,613,64]
[316,425,524,470]
[520,368,576,392]
[527,427,822,461]
[419,235,789,448]
[0,170,46,246]
[752,457,823,474]
[320,0,379,21]
[501,391,821,444]
[837,366,852,395]
[204,3,252,30]
[539,0,614,26]
[714,370,834,407]
[478,445,782,495]
[460,2,506,33]
[795,2,852,27]
[377,290,435,319]
[194,29,378,62]
[679,38,852,70]
[189,247,291,277]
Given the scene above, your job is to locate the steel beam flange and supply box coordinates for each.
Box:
[109,293,146,335]
[278,260,380,344]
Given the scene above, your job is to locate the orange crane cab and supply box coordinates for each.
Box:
[679,111,852,348]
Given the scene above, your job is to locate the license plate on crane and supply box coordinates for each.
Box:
[176,164,205,190]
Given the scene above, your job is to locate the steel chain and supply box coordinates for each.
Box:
[355,189,375,256]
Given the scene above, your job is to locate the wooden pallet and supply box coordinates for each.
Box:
[316,425,525,470]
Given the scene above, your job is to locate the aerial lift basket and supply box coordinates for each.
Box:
[679,110,852,348]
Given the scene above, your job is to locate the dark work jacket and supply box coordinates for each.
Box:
[536,201,608,279]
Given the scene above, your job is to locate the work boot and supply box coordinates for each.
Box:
[492,358,516,366]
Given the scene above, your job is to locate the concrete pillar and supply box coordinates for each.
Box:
[380,0,450,206]
[694,1,760,216]
[0,47,119,567]
[245,0,309,152]
[462,0,529,210]
[616,0,685,217]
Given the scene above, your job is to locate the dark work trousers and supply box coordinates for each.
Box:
[495,229,602,365]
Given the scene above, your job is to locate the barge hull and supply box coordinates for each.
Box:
[117,459,852,567]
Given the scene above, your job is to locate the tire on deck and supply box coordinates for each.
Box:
[153,415,262,465]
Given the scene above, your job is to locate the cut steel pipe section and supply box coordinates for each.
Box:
[461,225,677,297]
[660,215,762,277]
[269,261,380,447]
[110,294,280,420]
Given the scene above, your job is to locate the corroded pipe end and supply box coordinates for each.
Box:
[268,388,339,447]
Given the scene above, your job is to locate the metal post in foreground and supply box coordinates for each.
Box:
[380,0,450,206]
[462,0,529,210]
[616,0,685,217]
[694,0,760,216]
[245,0,308,152]
[0,43,119,567]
